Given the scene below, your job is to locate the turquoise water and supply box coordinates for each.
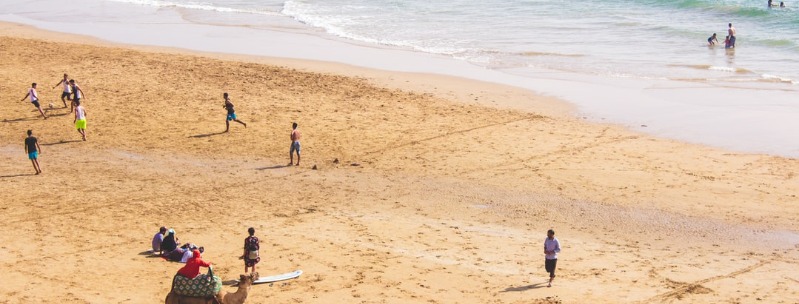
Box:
[100,0,799,84]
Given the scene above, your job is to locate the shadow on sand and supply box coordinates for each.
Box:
[2,117,39,123]
[43,112,69,117]
[189,131,226,138]
[42,139,83,146]
[501,282,549,292]
[256,165,290,170]
[0,173,36,179]
[138,251,165,259]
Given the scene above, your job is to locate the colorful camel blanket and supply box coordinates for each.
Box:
[171,269,222,297]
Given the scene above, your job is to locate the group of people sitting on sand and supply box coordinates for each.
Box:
[151,227,207,263]
[151,226,262,277]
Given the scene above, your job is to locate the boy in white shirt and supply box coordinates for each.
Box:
[74,100,88,141]
[20,83,47,119]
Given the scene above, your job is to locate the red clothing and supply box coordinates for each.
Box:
[177,250,211,279]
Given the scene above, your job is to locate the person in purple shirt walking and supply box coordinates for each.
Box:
[544,229,561,287]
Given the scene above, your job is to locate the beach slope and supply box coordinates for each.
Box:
[1,24,798,303]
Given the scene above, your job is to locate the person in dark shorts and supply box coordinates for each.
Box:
[289,122,301,166]
[53,73,72,108]
[223,92,247,132]
[24,130,42,175]
[20,83,47,119]
[243,227,260,274]
[707,33,718,46]
[69,79,85,113]
[544,229,561,287]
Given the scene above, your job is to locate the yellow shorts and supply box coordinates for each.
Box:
[75,119,87,130]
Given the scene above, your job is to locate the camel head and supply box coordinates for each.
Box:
[238,273,257,287]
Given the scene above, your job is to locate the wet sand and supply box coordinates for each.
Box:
[1,22,798,303]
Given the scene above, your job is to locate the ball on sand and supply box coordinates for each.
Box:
[48,103,54,109]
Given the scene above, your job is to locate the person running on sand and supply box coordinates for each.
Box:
[728,23,737,48]
[707,33,719,46]
[223,92,247,132]
[74,100,87,141]
[544,229,561,288]
[289,122,301,166]
[243,227,260,274]
[53,73,72,108]
[24,129,43,175]
[20,83,47,119]
[69,79,85,112]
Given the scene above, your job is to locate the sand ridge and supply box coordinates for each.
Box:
[1,24,799,303]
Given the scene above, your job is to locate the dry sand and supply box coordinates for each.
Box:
[1,22,798,303]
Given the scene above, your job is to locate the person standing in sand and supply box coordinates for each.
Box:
[544,229,561,287]
[728,23,737,48]
[24,129,43,175]
[289,122,301,166]
[74,100,87,141]
[20,83,47,119]
[53,73,72,108]
[223,92,247,132]
[243,227,260,274]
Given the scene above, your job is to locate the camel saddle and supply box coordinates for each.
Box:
[171,268,222,298]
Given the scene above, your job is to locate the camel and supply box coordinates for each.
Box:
[165,272,257,304]
[216,272,258,304]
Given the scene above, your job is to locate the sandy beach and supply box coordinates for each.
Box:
[1,22,799,303]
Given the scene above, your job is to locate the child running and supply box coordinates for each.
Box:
[223,92,247,132]
[74,100,87,141]
[20,83,47,119]
[53,73,72,108]
[25,129,42,175]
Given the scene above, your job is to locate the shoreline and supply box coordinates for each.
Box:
[1,20,799,303]
[1,6,798,158]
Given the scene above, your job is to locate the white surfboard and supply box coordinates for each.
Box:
[240,270,303,284]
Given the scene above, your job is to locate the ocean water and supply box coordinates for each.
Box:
[104,0,799,84]
[2,0,799,157]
